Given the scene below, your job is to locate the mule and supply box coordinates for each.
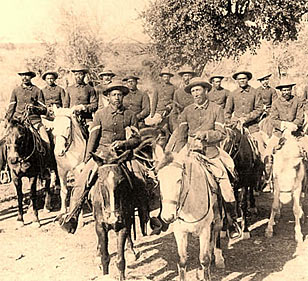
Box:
[6,119,52,227]
[265,130,306,245]
[154,145,225,281]
[220,126,264,238]
[90,151,136,281]
[52,106,86,214]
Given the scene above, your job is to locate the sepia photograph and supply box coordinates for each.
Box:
[0,0,308,280]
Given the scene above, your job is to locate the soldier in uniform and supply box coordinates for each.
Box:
[208,75,230,109]
[174,77,241,239]
[94,69,115,109]
[63,64,98,133]
[5,69,54,178]
[263,81,308,190]
[256,73,277,117]
[122,75,150,128]
[147,68,175,128]
[170,65,196,131]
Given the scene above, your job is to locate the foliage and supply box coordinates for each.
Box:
[141,0,308,73]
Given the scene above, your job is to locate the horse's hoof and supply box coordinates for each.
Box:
[15,220,25,228]
[242,231,251,240]
[220,231,227,238]
[265,229,273,238]
[31,221,41,228]
[215,259,225,269]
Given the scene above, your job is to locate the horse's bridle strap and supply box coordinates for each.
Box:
[162,199,178,205]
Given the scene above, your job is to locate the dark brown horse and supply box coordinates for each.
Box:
[221,126,264,238]
[5,119,52,227]
[91,151,136,281]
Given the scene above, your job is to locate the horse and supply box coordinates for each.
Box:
[265,130,307,245]
[220,125,264,238]
[5,118,52,227]
[154,144,225,281]
[52,106,86,214]
[90,150,136,281]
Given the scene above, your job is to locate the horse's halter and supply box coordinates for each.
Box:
[53,115,73,154]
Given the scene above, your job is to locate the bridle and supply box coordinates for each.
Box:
[54,115,73,154]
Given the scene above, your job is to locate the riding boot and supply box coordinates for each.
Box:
[263,155,273,192]
[225,201,241,239]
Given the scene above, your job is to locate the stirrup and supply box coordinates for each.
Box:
[228,221,242,239]
[0,169,11,184]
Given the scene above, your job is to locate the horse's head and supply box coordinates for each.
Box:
[154,144,186,224]
[53,106,74,157]
[92,151,131,226]
[6,120,29,166]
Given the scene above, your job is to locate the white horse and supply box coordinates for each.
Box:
[52,106,87,214]
[154,145,224,281]
[265,130,306,245]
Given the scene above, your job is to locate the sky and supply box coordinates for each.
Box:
[0,0,150,43]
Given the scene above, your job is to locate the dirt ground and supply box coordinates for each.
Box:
[1,182,308,281]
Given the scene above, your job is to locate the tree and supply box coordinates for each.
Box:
[141,0,308,73]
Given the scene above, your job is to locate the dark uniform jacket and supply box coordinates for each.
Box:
[5,84,47,125]
[176,100,226,158]
[63,82,98,121]
[84,105,140,163]
[255,85,277,110]
[151,82,175,115]
[270,95,304,136]
[225,85,263,132]
[208,87,230,109]
[123,89,150,125]
[173,86,194,113]
[42,84,66,108]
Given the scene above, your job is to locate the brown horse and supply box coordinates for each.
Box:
[6,119,52,227]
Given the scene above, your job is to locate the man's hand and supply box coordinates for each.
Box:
[111,140,126,150]
[194,131,208,141]
[73,104,86,113]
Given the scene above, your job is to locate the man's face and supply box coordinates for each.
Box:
[108,89,124,108]
[212,78,222,89]
[45,74,56,86]
[260,77,269,87]
[236,74,249,88]
[182,73,193,85]
[280,86,292,100]
[101,74,113,84]
[73,71,86,84]
[126,79,137,91]
[161,74,171,84]
[21,74,32,85]
[191,85,207,105]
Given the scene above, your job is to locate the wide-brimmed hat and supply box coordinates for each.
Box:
[257,73,272,81]
[18,69,36,78]
[103,80,129,96]
[177,65,197,76]
[159,67,174,77]
[122,75,140,82]
[98,70,115,78]
[42,70,58,80]
[209,75,224,83]
[275,80,296,90]
[71,64,89,73]
[232,71,253,81]
[184,77,212,93]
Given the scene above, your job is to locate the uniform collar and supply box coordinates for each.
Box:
[194,99,209,110]
[22,83,34,90]
[46,84,57,90]
[109,104,124,115]
[240,85,251,93]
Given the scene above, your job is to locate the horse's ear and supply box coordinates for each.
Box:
[153,144,165,163]
[90,152,105,166]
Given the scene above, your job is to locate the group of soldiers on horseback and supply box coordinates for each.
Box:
[2,62,308,242]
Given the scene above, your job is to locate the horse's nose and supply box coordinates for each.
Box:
[161,212,175,224]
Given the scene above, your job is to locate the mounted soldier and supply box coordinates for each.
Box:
[4,69,54,179]
[169,65,196,131]
[207,75,230,109]
[94,69,115,109]
[59,80,161,235]
[122,75,150,129]
[174,77,241,239]
[63,64,98,137]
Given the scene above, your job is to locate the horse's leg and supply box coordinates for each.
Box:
[265,186,279,238]
[197,223,212,281]
[43,177,52,212]
[293,188,304,244]
[14,175,24,225]
[240,187,250,239]
[212,225,225,269]
[95,222,110,275]
[59,170,69,214]
[173,227,188,281]
[249,185,258,215]
[126,227,140,261]
[116,228,128,281]
[29,176,40,227]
